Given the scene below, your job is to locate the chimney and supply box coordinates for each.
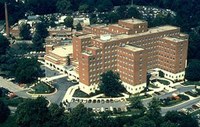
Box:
[5,2,10,38]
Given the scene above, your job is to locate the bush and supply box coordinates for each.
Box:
[159,70,164,77]
[179,94,190,100]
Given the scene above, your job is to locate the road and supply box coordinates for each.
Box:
[161,96,200,115]
[142,85,196,107]
[0,66,74,105]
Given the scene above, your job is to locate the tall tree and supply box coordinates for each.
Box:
[32,33,45,51]
[127,7,141,19]
[116,5,128,19]
[19,23,31,40]
[0,100,10,123]
[132,116,156,127]
[147,97,162,126]
[64,16,73,28]
[56,0,72,14]
[96,0,113,12]
[185,59,200,81]
[68,103,94,127]
[164,111,198,127]
[15,97,49,127]
[76,22,82,31]
[47,103,68,127]
[0,34,10,55]
[14,57,43,83]
[34,22,49,38]
[100,70,125,97]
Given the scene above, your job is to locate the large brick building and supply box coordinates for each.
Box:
[72,18,188,94]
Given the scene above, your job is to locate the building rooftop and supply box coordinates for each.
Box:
[76,34,96,39]
[110,24,130,30]
[163,37,185,42]
[123,45,144,52]
[51,44,73,57]
[119,18,147,24]
[94,25,179,43]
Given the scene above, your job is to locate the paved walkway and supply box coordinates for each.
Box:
[41,74,68,82]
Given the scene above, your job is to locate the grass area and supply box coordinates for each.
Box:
[29,82,55,94]
[0,115,17,127]
[160,94,189,107]
[149,83,159,88]
[184,81,200,86]
[73,89,90,98]
[157,79,170,85]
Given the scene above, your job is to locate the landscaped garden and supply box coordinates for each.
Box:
[157,79,170,85]
[160,94,189,107]
[185,89,200,97]
[29,82,55,94]
[149,83,159,88]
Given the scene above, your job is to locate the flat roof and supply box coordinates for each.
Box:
[51,44,73,57]
[120,18,146,24]
[76,34,95,39]
[110,24,130,30]
[122,45,144,52]
[94,25,179,43]
[163,37,184,42]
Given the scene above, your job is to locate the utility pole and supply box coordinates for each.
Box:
[5,2,10,38]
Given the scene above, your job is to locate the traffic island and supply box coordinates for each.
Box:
[27,81,56,95]
[160,94,190,107]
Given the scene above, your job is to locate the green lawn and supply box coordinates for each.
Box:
[149,83,159,88]
[73,89,90,98]
[29,82,55,94]
[158,79,170,85]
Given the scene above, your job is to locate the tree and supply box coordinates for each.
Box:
[107,12,120,23]
[32,33,45,51]
[96,0,113,12]
[56,0,72,14]
[14,57,43,83]
[129,95,144,109]
[159,70,164,77]
[160,121,178,127]
[78,4,89,13]
[15,97,49,127]
[127,7,141,19]
[76,22,82,31]
[0,100,10,123]
[132,116,156,127]
[19,23,31,40]
[24,0,57,15]
[35,22,49,38]
[100,70,125,97]
[0,34,10,55]
[147,97,162,125]
[47,103,68,127]
[164,111,199,127]
[64,16,73,28]
[68,103,94,127]
[116,5,128,19]
[185,59,200,81]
